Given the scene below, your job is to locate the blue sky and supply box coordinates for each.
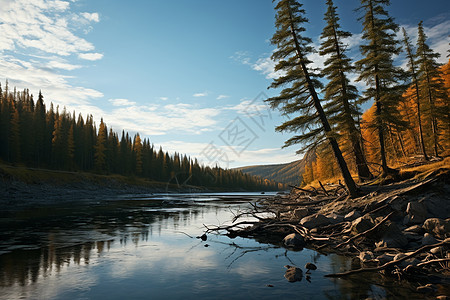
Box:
[1,0,449,168]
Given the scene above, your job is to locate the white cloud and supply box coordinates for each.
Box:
[81,12,99,23]
[47,60,81,70]
[217,94,229,100]
[193,92,208,97]
[78,52,103,61]
[0,55,103,107]
[101,103,221,137]
[159,97,169,101]
[0,0,99,56]
[109,98,137,106]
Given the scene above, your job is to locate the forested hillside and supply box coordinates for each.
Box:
[237,148,316,186]
[0,84,283,191]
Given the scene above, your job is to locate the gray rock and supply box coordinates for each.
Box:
[283,233,305,249]
[375,221,408,248]
[423,218,450,239]
[422,233,438,246]
[350,215,374,235]
[404,201,427,225]
[293,208,309,219]
[344,210,361,221]
[300,214,331,229]
[305,262,317,271]
[376,253,395,265]
[284,265,303,282]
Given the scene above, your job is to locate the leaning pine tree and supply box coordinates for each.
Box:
[401,27,428,160]
[319,0,373,181]
[355,0,406,176]
[266,0,358,197]
[416,21,449,157]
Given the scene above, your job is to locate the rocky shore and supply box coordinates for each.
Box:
[208,163,450,297]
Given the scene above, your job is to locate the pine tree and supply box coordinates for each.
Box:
[133,133,143,175]
[416,21,448,157]
[401,27,428,160]
[34,91,46,166]
[319,0,373,181]
[267,0,358,197]
[355,0,406,176]
[94,118,107,172]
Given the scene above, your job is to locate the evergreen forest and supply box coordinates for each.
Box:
[0,84,283,191]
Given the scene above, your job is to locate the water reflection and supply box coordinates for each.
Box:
[0,193,441,299]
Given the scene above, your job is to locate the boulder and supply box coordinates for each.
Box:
[403,201,427,225]
[376,253,395,265]
[300,214,330,229]
[350,215,375,235]
[423,218,450,239]
[283,233,305,249]
[421,233,438,246]
[344,210,361,221]
[293,208,309,219]
[284,265,303,282]
[375,221,408,248]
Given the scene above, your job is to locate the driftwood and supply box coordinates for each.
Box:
[318,181,329,196]
[325,238,450,277]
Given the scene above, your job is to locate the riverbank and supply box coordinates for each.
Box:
[0,164,208,210]
[208,157,450,297]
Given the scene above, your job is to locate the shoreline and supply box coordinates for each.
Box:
[207,164,450,295]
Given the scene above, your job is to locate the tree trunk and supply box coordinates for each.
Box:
[331,23,373,181]
[287,8,358,198]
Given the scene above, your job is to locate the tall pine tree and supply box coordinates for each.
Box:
[267,0,358,197]
[416,21,448,157]
[319,0,373,181]
[401,27,428,160]
[355,0,405,176]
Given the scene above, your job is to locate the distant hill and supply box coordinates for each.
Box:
[236,150,316,186]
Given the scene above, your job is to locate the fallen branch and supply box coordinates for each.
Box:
[318,181,329,196]
[325,238,450,277]
[416,258,450,268]
[289,185,315,195]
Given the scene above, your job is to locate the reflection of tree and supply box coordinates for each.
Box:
[0,198,212,287]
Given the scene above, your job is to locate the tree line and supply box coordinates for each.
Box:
[268,0,448,193]
[0,84,283,191]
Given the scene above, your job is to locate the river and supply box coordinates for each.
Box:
[0,192,427,299]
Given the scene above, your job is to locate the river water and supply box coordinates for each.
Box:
[0,192,432,299]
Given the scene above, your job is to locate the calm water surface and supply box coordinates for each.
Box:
[0,193,435,299]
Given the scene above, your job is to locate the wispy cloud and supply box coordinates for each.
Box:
[217,94,229,100]
[109,98,137,106]
[102,103,221,136]
[78,52,103,61]
[80,12,100,23]
[193,92,208,97]
[159,97,169,101]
